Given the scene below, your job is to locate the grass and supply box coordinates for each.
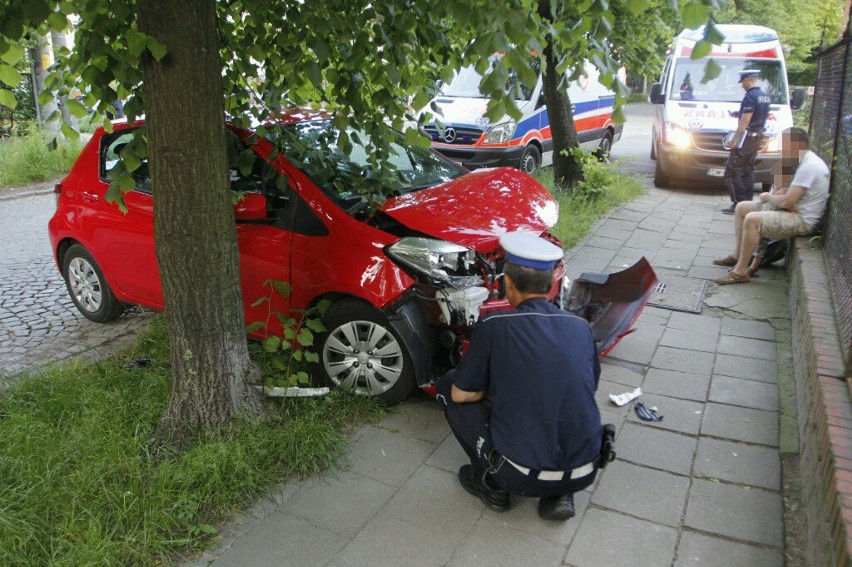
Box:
[0,317,384,566]
[0,124,83,188]
[535,157,646,248]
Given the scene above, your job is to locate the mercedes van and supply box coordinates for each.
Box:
[649,25,805,188]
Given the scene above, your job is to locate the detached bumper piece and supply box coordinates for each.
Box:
[564,257,658,357]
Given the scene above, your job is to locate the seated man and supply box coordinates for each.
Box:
[747,159,797,277]
[713,127,830,285]
[436,231,602,521]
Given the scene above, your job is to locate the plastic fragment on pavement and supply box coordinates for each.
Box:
[609,387,642,407]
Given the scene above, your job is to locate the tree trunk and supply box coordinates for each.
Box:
[30,41,58,129]
[538,1,583,188]
[138,0,263,446]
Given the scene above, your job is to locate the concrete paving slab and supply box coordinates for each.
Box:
[348,426,438,487]
[667,311,722,334]
[591,461,689,526]
[717,335,777,361]
[607,324,663,366]
[675,531,784,567]
[282,471,397,538]
[211,513,345,567]
[708,375,779,412]
[713,353,778,383]
[586,235,628,250]
[379,397,449,443]
[483,490,592,547]
[626,393,705,435]
[600,362,644,388]
[694,437,781,490]
[659,327,718,353]
[383,465,482,542]
[330,514,453,567]
[685,478,783,547]
[642,368,711,402]
[701,403,779,446]
[448,517,568,567]
[650,346,715,375]
[425,433,469,474]
[596,380,635,416]
[615,422,697,475]
[720,317,776,341]
[565,508,678,567]
[637,305,673,326]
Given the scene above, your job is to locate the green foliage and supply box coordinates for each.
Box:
[0,317,383,565]
[0,123,81,188]
[537,160,646,248]
[247,280,331,388]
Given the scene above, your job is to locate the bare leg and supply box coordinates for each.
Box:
[731,202,749,258]
[732,213,762,276]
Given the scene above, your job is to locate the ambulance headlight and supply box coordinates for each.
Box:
[664,122,692,148]
[484,121,517,144]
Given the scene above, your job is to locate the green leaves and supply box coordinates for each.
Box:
[681,2,708,29]
[0,88,16,110]
[0,42,23,66]
[0,63,20,87]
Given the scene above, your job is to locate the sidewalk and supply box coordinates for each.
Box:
[184,185,791,567]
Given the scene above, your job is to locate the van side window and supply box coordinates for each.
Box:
[100,129,151,193]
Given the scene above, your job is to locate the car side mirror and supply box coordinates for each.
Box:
[649,83,665,105]
[790,87,806,111]
[234,192,267,220]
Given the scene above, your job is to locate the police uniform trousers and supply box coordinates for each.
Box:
[436,372,597,498]
[724,134,763,203]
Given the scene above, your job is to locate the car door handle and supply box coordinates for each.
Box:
[81,191,100,203]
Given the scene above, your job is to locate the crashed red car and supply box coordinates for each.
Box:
[48,111,657,404]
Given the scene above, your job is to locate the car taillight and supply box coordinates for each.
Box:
[54,183,62,208]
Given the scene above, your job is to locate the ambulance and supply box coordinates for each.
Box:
[650,24,805,188]
[422,58,624,174]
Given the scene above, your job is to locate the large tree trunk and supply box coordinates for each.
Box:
[138,0,263,446]
[538,1,583,188]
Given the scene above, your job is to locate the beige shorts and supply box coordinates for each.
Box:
[738,201,815,239]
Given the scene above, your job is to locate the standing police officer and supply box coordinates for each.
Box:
[722,69,771,214]
[436,231,602,521]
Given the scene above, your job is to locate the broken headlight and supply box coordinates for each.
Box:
[386,237,483,288]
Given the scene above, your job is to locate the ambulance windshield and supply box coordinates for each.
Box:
[670,59,788,104]
[440,56,538,101]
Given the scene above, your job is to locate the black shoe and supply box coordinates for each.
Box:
[720,204,736,215]
[538,494,575,521]
[458,465,510,512]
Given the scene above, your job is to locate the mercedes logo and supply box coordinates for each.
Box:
[442,127,457,143]
[688,119,704,130]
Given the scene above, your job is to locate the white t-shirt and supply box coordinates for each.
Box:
[792,151,830,227]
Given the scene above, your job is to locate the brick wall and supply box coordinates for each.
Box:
[788,238,852,566]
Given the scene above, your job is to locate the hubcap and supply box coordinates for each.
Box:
[67,257,103,313]
[323,319,404,396]
[522,153,536,174]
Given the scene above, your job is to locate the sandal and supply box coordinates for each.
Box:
[714,270,750,285]
[712,255,738,267]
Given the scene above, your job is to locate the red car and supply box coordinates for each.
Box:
[48,111,657,404]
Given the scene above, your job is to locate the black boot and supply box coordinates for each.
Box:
[538,493,575,521]
[458,465,510,512]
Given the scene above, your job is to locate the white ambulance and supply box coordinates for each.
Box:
[423,58,624,174]
[650,24,805,188]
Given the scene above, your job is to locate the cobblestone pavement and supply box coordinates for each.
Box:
[0,187,150,388]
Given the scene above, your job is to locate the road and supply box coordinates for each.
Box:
[0,103,724,385]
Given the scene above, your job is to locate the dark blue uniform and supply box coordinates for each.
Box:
[437,298,602,498]
[725,86,771,203]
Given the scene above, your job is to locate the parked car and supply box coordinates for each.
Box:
[48,110,657,404]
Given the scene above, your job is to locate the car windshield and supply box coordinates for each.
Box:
[267,120,467,206]
[670,58,788,104]
[440,56,537,101]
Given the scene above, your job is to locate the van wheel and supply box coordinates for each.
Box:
[595,131,613,161]
[318,300,415,405]
[519,145,541,175]
[654,153,670,188]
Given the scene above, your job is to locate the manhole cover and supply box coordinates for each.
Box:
[647,276,708,313]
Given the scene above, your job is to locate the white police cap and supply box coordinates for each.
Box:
[738,69,760,82]
[499,231,563,270]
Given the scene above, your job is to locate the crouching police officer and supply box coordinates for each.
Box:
[436,231,603,521]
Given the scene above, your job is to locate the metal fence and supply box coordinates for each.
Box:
[809,32,852,372]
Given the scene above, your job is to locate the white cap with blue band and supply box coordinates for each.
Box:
[738,69,760,82]
[499,231,563,270]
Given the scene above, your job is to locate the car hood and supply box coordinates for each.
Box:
[380,168,558,251]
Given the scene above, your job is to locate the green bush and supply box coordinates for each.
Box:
[0,123,83,188]
[0,317,383,566]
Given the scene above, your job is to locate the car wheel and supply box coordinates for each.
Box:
[62,244,125,323]
[319,300,415,405]
[595,131,613,161]
[519,145,541,175]
[650,134,657,160]
[653,151,670,188]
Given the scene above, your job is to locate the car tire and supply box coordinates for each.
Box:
[653,151,669,188]
[519,145,541,175]
[650,135,657,160]
[318,300,415,405]
[595,131,614,161]
[62,244,125,323]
